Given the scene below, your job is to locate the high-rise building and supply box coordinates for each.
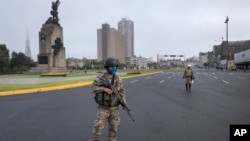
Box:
[97,23,125,63]
[118,18,134,58]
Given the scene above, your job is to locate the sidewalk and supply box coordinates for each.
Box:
[0,75,96,84]
[0,72,128,85]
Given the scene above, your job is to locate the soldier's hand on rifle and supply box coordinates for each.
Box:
[122,104,129,110]
[104,88,113,95]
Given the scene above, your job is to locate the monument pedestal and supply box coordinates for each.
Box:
[29,23,67,74]
[29,0,66,75]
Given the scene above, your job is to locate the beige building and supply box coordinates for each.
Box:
[118,18,134,58]
[67,58,84,68]
[97,23,125,64]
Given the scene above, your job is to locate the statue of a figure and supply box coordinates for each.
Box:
[46,0,61,25]
[52,37,63,55]
[52,0,60,11]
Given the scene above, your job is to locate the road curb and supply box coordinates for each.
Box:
[0,82,93,96]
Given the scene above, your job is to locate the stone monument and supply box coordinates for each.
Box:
[30,0,66,74]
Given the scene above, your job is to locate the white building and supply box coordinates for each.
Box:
[126,56,147,69]
[199,52,208,67]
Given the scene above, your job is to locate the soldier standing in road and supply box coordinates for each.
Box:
[183,65,195,92]
[89,57,128,141]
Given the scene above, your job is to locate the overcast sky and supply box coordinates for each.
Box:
[1,0,250,61]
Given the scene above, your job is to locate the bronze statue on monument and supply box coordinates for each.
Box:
[52,37,63,56]
[46,0,61,25]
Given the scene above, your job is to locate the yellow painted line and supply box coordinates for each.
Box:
[0,71,162,96]
[0,82,92,96]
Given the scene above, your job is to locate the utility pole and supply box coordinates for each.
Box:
[225,16,229,70]
[157,54,159,69]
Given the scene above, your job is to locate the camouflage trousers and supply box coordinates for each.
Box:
[90,105,120,141]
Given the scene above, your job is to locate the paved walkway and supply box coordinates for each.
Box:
[0,76,95,84]
[0,72,127,85]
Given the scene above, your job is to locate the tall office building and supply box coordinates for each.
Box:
[97,23,125,63]
[118,18,134,58]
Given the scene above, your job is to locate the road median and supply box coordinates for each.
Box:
[0,71,162,96]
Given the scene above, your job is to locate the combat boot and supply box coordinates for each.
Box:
[188,84,191,92]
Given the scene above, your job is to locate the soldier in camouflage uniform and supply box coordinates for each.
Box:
[90,57,128,141]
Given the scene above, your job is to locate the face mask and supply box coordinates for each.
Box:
[109,67,117,74]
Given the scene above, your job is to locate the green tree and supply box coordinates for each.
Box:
[0,44,10,73]
[10,51,36,73]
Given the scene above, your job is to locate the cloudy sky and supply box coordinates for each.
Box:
[1,0,250,61]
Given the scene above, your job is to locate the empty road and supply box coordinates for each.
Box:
[0,69,249,141]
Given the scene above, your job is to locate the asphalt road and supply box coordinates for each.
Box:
[0,69,249,141]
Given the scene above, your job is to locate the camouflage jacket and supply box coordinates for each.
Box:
[91,72,127,106]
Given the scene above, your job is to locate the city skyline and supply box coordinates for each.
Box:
[1,0,250,62]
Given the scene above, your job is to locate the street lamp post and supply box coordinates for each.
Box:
[225,16,229,70]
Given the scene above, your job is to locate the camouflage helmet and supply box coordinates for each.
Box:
[104,57,119,68]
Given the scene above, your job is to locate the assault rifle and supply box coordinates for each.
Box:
[101,76,135,122]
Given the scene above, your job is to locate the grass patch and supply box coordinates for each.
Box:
[0,69,163,92]
[127,71,141,75]
[0,78,94,92]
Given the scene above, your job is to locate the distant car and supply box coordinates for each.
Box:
[231,66,237,71]
[216,65,223,70]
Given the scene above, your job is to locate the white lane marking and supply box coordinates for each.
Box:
[228,73,233,75]
[222,80,229,84]
[197,73,200,75]
[145,76,151,79]
[159,80,165,84]
[130,80,138,83]
[168,77,171,79]
[212,73,215,75]
[214,77,218,79]
[238,77,246,80]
